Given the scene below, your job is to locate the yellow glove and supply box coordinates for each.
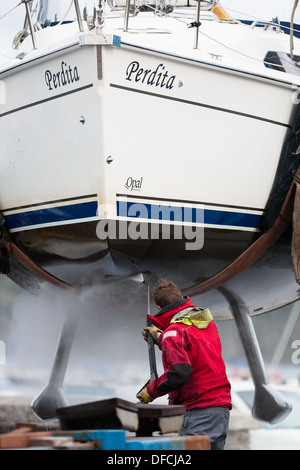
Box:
[136,387,154,404]
[142,326,162,343]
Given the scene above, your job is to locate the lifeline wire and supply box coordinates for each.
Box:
[0,2,22,22]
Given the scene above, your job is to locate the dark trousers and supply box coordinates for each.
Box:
[178,406,230,450]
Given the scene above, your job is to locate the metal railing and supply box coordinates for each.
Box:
[123,0,218,49]
[22,0,84,50]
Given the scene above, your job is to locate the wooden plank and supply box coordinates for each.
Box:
[180,435,211,450]
[0,431,51,449]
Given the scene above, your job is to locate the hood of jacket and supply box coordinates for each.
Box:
[148,296,213,331]
[148,297,196,330]
[170,306,213,329]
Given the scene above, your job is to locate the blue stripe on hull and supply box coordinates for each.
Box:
[204,208,261,228]
[117,201,262,230]
[5,201,98,230]
[3,200,262,231]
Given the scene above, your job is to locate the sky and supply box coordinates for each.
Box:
[1,0,300,62]
[0,1,25,61]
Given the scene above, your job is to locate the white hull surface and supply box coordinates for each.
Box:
[2,41,291,225]
[1,3,300,318]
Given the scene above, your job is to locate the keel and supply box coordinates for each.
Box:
[31,311,79,421]
[219,287,292,424]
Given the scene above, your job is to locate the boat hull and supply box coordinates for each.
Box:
[1,38,300,318]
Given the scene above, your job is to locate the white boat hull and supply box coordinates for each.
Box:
[1,8,300,318]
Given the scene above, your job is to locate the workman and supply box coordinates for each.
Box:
[136,278,231,450]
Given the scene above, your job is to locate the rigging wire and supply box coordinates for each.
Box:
[111,0,300,70]
[197,24,300,71]
[57,0,75,26]
[1,0,300,72]
[165,3,300,71]
[0,2,22,22]
[290,0,299,59]
[220,3,299,36]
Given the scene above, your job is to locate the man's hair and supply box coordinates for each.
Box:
[153,278,182,307]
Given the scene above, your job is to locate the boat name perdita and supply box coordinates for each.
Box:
[126,61,175,89]
[45,61,80,91]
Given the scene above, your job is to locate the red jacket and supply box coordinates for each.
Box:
[147,297,231,411]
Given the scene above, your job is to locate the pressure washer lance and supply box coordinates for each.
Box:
[137,286,158,403]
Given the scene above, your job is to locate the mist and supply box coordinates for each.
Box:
[1,277,165,404]
[1,273,300,408]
